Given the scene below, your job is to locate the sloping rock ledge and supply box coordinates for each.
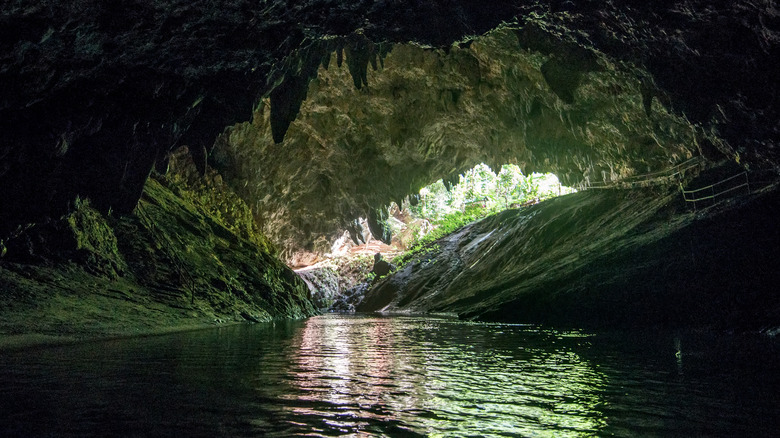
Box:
[358,167,780,331]
[0,173,316,350]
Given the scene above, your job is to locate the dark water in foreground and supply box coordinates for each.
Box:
[1,314,779,437]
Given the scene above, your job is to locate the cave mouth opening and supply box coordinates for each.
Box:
[411,163,576,221]
[320,162,576,266]
[295,159,578,312]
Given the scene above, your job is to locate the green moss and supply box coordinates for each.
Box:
[161,146,278,256]
[63,197,126,277]
[1,172,317,345]
[126,177,317,322]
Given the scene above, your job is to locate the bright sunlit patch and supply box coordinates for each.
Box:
[410,163,576,222]
[284,315,608,436]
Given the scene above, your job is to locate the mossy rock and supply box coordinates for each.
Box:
[63,198,127,278]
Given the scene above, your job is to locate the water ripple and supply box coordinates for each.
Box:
[253,315,609,437]
[2,315,779,437]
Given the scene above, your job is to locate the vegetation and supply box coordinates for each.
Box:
[162,147,278,256]
[410,164,574,221]
[335,254,375,290]
[64,196,127,278]
[393,164,575,268]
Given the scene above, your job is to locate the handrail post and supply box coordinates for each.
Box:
[746,172,751,195]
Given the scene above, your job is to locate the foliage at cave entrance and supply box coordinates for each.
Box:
[410,163,575,222]
[393,163,574,267]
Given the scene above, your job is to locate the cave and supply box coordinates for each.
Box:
[1,1,780,435]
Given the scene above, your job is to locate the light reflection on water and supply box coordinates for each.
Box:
[1,314,779,437]
[278,315,607,437]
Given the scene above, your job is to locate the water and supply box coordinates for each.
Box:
[1,314,779,437]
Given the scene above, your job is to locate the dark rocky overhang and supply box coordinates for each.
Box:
[1,1,777,243]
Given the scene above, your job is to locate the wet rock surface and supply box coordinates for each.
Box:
[0,165,316,347]
[358,168,780,330]
[296,265,340,310]
[294,252,375,312]
[331,282,370,313]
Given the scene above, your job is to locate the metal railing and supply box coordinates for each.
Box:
[576,153,775,210]
[579,156,705,191]
[681,171,751,210]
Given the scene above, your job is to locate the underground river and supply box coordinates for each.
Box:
[2,314,779,437]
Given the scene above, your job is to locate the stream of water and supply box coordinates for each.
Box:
[2,314,779,437]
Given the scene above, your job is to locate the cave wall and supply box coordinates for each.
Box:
[356,183,780,330]
[0,0,524,235]
[214,26,700,255]
[0,163,317,340]
[2,0,777,251]
[1,0,272,228]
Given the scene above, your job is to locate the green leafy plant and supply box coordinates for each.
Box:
[393,164,575,270]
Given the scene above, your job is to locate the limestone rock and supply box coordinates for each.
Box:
[296,265,340,310]
[214,26,702,256]
[2,0,777,245]
[357,175,780,330]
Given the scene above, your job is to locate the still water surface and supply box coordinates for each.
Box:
[1,314,779,437]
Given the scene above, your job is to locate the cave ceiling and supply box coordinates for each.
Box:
[214,25,701,254]
[1,1,777,249]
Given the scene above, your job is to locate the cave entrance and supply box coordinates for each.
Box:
[295,162,575,268]
[213,25,701,263]
[410,163,575,221]
[346,163,573,252]
[294,161,575,310]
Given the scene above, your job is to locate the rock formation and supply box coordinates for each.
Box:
[2,1,778,248]
[1,153,316,344]
[215,26,704,256]
[357,172,780,330]
[1,1,778,335]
